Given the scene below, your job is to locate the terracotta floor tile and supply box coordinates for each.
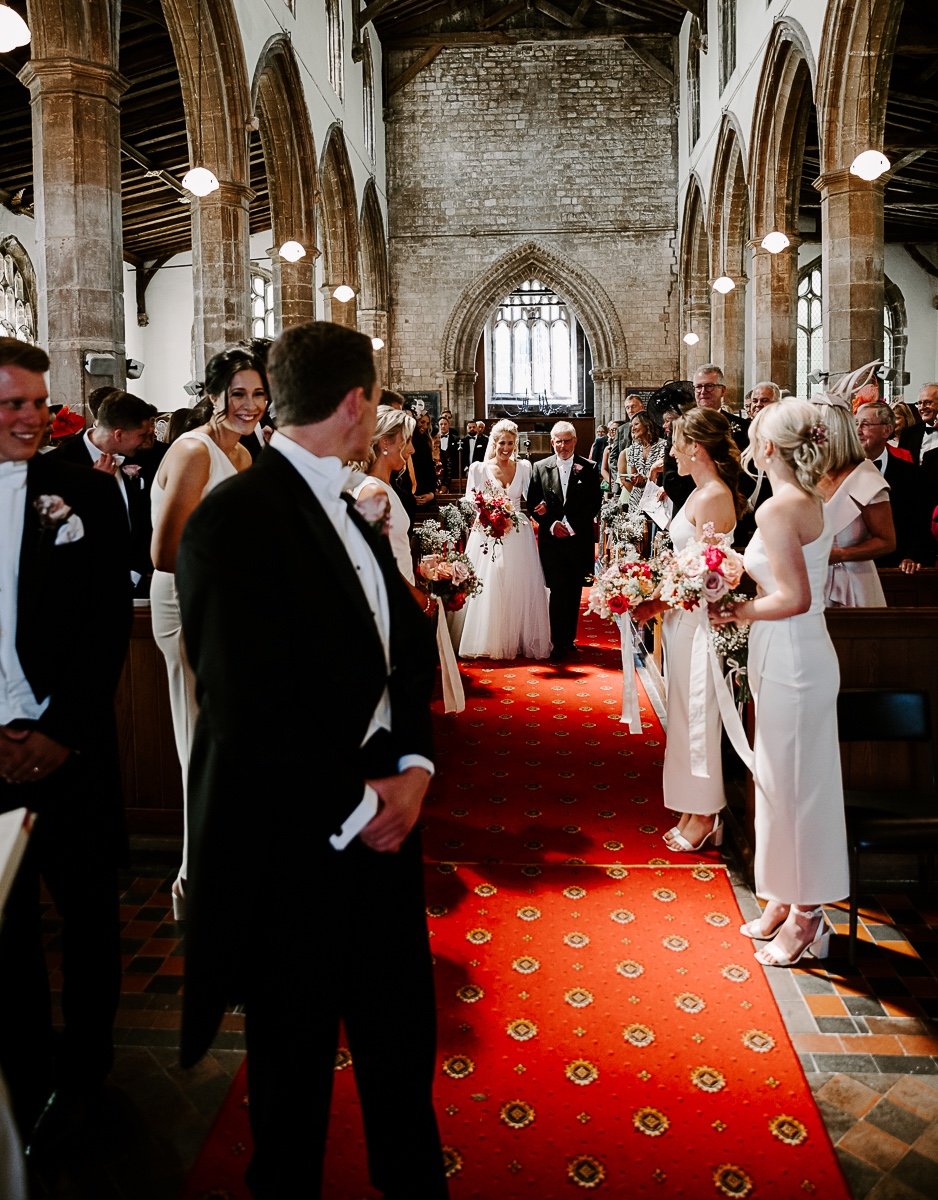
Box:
[882,999,926,1019]
[794,1032,845,1054]
[840,1035,904,1056]
[838,1120,910,1172]
[898,1034,938,1056]
[817,1074,882,1118]
[910,1121,938,1163]
[806,993,849,1017]
[904,979,938,998]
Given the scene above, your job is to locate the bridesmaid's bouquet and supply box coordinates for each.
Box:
[656,522,745,611]
[472,485,519,557]
[586,545,657,620]
[417,551,483,613]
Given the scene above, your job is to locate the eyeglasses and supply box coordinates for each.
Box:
[694,383,723,391]
[855,421,887,430]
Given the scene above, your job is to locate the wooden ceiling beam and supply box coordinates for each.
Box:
[387,25,654,48]
[387,45,446,97]
[532,0,576,28]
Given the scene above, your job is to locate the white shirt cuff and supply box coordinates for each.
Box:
[398,754,435,778]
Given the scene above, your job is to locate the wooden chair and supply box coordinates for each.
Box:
[837,688,938,964]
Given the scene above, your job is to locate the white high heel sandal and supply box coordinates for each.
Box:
[754,907,830,967]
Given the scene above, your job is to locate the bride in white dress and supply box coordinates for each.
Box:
[456,419,552,660]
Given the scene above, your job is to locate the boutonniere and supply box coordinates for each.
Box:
[34,494,85,544]
[354,491,391,537]
[573,463,584,475]
[121,463,143,488]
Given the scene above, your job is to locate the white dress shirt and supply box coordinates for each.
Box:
[0,461,49,724]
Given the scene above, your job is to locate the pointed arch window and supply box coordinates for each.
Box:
[326,0,344,101]
[687,18,701,149]
[362,33,376,163]
[250,269,274,340]
[0,242,36,344]
[718,0,736,94]
[487,279,575,404]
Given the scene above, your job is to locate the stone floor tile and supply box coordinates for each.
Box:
[836,1147,886,1198]
[838,1120,910,1171]
[889,1076,938,1120]
[865,1098,930,1145]
[817,1074,883,1119]
[776,998,818,1035]
[816,1053,880,1073]
[908,1120,938,1164]
[865,1173,934,1200]
[892,1148,938,1194]
[873,1056,938,1076]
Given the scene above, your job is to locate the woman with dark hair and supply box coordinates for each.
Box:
[615,411,666,508]
[635,408,746,852]
[150,347,269,919]
[410,411,438,508]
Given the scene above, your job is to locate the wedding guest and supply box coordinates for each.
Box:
[588,423,607,464]
[411,411,437,508]
[855,401,931,570]
[0,338,131,1144]
[913,383,938,463]
[528,420,602,661]
[460,419,488,469]
[713,399,848,966]
[150,346,268,920]
[176,320,447,1199]
[381,390,417,518]
[456,419,551,660]
[815,398,895,606]
[615,412,666,508]
[433,414,458,487]
[634,408,745,852]
[888,401,918,459]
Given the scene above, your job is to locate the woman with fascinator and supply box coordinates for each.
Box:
[813,365,896,606]
[712,399,849,967]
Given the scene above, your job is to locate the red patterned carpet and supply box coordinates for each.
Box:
[183,613,849,1199]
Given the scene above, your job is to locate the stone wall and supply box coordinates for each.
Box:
[386,36,681,419]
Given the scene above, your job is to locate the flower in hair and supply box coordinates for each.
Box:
[808,422,828,446]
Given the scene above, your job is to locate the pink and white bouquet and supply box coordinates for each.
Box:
[656,522,745,611]
[586,545,657,621]
[472,485,519,555]
[417,551,483,613]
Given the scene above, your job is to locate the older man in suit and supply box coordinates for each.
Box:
[855,400,933,569]
[0,339,131,1142]
[528,420,602,660]
[176,321,447,1199]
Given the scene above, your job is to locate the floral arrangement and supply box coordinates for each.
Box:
[417,551,483,612]
[656,522,745,611]
[709,616,752,706]
[438,500,475,544]
[471,485,519,556]
[600,499,647,552]
[586,545,657,621]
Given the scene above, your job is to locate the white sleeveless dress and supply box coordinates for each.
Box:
[745,515,849,904]
[456,459,552,660]
[150,431,238,884]
[661,504,734,816]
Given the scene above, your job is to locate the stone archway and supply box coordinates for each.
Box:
[358,181,389,380]
[749,18,816,390]
[440,241,629,424]
[253,34,319,332]
[678,176,710,378]
[160,0,253,369]
[815,0,903,373]
[319,124,360,328]
[708,116,750,405]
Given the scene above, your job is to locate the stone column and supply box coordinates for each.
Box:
[443,369,476,428]
[191,180,253,376]
[815,168,885,375]
[19,58,127,411]
[709,275,748,407]
[358,307,388,384]
[590,368,611,420]
[319,283,358,329]
[274,247,319,332]
[749,238,800,392]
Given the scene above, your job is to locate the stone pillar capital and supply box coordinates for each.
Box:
[196,179,254,209]
[812,168,887,199]
[18,58,128,105]
[748,234,803,255]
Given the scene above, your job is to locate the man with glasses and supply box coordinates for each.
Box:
[662,365,749,514]
[855,400,931,570]
[913,383,938,463]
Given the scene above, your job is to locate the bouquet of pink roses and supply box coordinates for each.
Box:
[586,546,657,621]
[417,551,483,613]
[656,522,745,611]
[472,485,519,556]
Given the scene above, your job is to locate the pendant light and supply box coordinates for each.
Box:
[278,240,307,262]
[182,0,220,197]
[712,275,735,294]
[759,85,790,254]
[849,0,890,182]
[333,284,355,303]
[760,230,791,254]
[0,2,30,52]
[371,337,385,351]
[682,330,700,346]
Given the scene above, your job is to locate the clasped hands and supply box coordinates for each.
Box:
[360,766,431,854]
[0,725,70,785]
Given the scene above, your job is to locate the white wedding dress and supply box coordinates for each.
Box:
[456,459,552,660]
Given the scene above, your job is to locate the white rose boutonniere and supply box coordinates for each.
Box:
[121,463,143,488]
[353,491,391,537]
[34,494,85,545]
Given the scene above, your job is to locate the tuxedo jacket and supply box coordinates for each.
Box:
[459,435,488,467]
[53,432,154,582]
[527,454,602,580]
[176,444,437,1064]
[881,450,932,566]
[8,455,132,845]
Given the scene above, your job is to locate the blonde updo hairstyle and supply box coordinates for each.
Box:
[744,398,829,497]
[352,404,416,471]
[809,400,864,474]
[484,418,519,462]
[671,407,747,521]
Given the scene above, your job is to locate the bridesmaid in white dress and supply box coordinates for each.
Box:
[150,347,268,919]
[815,401,895,606]
[456,419,552,660]
[713,399,849,966]
[633,408,745,852]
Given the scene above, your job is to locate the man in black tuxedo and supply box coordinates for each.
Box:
[54,389,158,595]
[528,421,602,660]
[459,419,488,471]
[856,401,933,568]
[176,321,447,1200]
[663,365,750,516]
[0,339,131,1140]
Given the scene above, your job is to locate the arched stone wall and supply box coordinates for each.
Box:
[253,34,319,332]
[749,19,816,390]
[678,177,710,378]
[160,0,253,369]
[708,116,750,406]
[440,241,628,424]
[319,124,360,328]
[815,0,903,373]
[358,181,389,381]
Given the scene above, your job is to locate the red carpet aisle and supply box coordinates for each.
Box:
[183,612,850,1200]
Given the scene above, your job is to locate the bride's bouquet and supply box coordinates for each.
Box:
[586,545,657,621]
[471,485,519,557]
[417,552,482,612]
